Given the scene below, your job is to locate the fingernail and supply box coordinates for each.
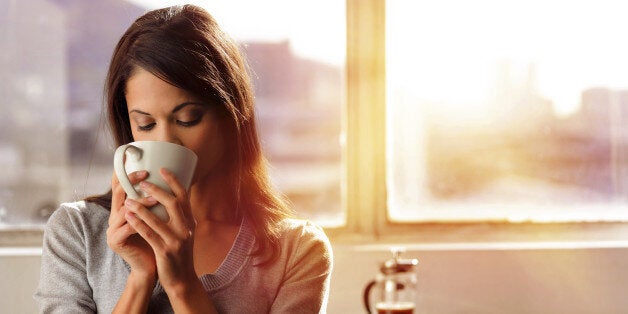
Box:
[146,196,157,203]
[124,198,136,207]
[125,212,137,222]
[137,170,148,176]
[139,181,149,189]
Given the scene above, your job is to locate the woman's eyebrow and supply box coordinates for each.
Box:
[172,102,204,113]
[128,102,204,116]
[129,109,150,115]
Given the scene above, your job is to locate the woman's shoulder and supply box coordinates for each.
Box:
[46,200,110,232]
[279,218,329,241]
[49,200,109,219]
[276,218,332,256]
[40,201,111,265]
[267,218,333,281]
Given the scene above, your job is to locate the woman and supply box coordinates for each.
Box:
[34,5,333,313]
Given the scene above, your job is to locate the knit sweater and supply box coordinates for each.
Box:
[34,201,333,313]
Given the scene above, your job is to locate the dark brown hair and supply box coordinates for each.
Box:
[86,4,292,263]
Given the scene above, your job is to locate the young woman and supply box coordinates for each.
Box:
[35,5,332,313]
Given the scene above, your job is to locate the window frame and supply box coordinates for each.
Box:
[325,0,628,245]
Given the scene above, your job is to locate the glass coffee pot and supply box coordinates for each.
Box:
[363,247,419,314]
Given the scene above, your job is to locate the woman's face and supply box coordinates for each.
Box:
[124,67,225,184]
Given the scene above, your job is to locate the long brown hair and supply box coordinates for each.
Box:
[86,4,292,263]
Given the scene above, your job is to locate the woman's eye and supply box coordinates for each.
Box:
[138,123,156,131]
[176,116,202,127]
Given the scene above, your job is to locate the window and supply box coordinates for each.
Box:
[0,0,345,230]
[219,2,346,226]
[5,0,627,246]
[386,0,628,223]
[0,0,129,228]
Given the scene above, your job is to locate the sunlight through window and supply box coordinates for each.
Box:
[387,0,628,222]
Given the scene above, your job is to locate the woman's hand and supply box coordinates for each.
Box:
[122,168,217,313]
[122,168,198,292]
[107,170,158,282]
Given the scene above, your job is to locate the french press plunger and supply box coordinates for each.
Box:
[363,247,419,314]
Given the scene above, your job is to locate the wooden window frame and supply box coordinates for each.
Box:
[326,0,628,246]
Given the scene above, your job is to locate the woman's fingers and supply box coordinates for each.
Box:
[106,206,140,248]
[110,172,125,214]
[124,210,161,247]
[159,168,188,201]
[159,168,194,227]
[112,171,148,197]
[110,170,150,225]
[113,170,149,193]
[123,198,177,251]
[108,217,139,244]
[136,195,158,208]
[127,170,149,186]
[120,169,196,289]
[116,168,195,257]
[109,205,130,229]
[129,174,194,247]
[139,173,190,229]
[159,168,193,220]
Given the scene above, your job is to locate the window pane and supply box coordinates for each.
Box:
[222,1,346,226]
[0,0,142,227]
[387,0,628,222]
[0,0,345,227]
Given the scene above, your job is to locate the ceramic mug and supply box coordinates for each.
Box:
[113,141,198,221]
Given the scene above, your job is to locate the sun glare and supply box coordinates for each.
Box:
[387,0,628,120]
[387,0,628,222]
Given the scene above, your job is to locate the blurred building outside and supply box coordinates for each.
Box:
[390,60,628,221]
[0,0,344,226]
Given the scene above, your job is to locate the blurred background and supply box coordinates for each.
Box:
[0,0,344,227]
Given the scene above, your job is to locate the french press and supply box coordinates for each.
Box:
[363,247,419,314]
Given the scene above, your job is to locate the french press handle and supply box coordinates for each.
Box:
[363,280,377,314]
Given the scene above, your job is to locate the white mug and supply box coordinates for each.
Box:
[113,141,198,221]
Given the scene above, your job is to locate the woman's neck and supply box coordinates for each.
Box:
[188,174,236,224]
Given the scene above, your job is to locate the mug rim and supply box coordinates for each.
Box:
[124,140,197,156]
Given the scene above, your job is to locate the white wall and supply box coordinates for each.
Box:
[329,243,628,313]
[0,249,41,313]
[4,244,628,313]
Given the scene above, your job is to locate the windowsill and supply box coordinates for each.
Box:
[0,227,44,247]
[325,221,628,248]
[0,246,42,256]
[0,224,45,231]
[3,221,628,250]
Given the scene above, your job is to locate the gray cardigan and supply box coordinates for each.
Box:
[34,201,332,313]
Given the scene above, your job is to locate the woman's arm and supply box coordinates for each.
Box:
[34,206,97,313]
[160,276,216,314]
[112,271,156,314]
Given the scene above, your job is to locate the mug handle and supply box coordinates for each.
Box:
[113,143,142,199]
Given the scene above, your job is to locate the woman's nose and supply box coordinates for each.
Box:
[155,125,182,145]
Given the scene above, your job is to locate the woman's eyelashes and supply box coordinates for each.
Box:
[135,112,203,132]
[138,122,156,131]
[176,115,202,127]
